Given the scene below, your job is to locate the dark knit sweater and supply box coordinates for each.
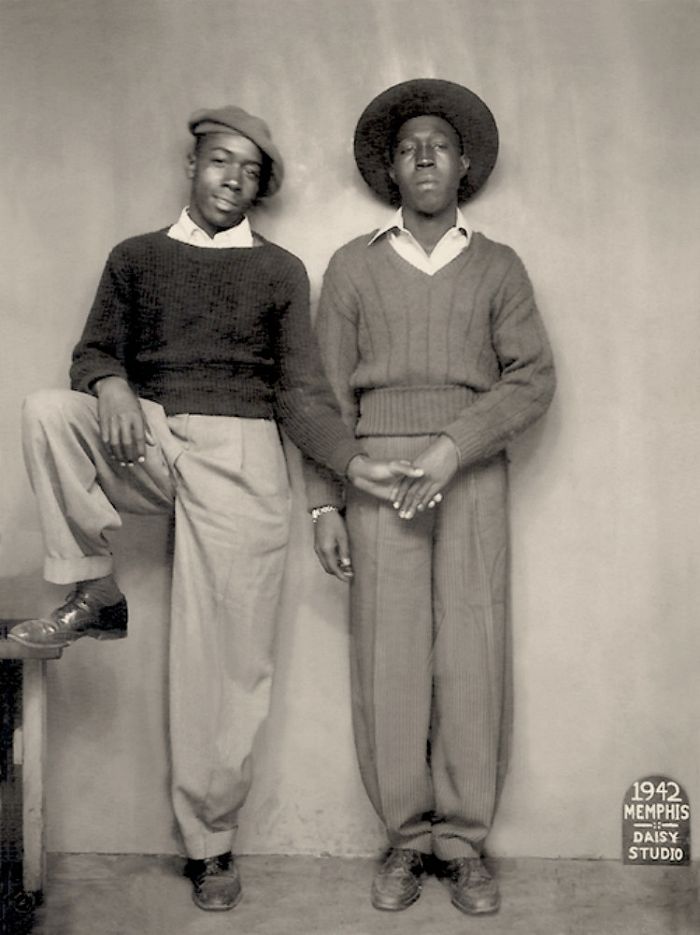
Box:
[307,230,555,505]
[70,230,364,476]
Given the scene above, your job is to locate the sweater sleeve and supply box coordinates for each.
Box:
[303,249,363,509]
[70,245,133,393]
[273,256,365,478]
[441,250,556,465]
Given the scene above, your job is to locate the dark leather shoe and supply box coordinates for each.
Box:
[371,848,424,911]
[446,857,500,915]
[184,852,241,911]
[8,587,128,649]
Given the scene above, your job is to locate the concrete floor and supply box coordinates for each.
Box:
[18,854,700,935]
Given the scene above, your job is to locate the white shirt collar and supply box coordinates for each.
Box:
[167,207,254,248]
[368,207,471,246]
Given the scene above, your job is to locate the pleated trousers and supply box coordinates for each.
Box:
[345,434,512,861]
[22,389,291,859]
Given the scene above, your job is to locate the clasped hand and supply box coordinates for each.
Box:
[389,435,459,520]
[316,436,460,581]
[347,435,459,519]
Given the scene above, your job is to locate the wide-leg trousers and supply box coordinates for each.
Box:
[345,435,512,861]
[22,389,291,859]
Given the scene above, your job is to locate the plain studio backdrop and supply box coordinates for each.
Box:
[1,0,699,861]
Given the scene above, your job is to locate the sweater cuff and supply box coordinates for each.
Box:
[306,479,345,511]
[327,438,367,478]
[72,365,129,396]
[303,462,345,511]
[441,419,500,467]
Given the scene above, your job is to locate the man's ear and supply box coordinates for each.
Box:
[186,150,196,180]
[459,154,470,179]
[388,165,397,184]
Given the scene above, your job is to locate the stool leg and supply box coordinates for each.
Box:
[22,659,46,896]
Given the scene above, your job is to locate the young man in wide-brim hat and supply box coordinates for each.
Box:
[308,79,556,915]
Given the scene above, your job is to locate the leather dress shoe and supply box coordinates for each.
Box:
[8,587,127,649]
[371,848,424,911]
[446,857,500,915]
[184,852,242,911]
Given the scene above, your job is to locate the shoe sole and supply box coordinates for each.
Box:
[7,628,127,650]
[371,885,422,912]
[192,887,242,912]
[450,893,501,915]
[87,628,128,640]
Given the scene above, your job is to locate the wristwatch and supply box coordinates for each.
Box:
[310,504,339,524]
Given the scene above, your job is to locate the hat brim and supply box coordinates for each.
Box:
[353,79,499,205]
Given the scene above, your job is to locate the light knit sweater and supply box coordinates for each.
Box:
[70,230,365,477]
[307,230,555,506]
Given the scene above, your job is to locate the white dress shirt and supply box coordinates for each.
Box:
[368,207,471,275]
[167,207,254,248]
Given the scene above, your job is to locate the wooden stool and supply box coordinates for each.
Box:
[1,620,63,915]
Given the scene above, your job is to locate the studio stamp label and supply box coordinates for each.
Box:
[623,775,690,865]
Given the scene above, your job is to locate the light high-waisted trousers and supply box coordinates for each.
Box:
[22,389,291,859]
[345,434,512,862]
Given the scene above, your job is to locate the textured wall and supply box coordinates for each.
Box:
[1,0,699,858]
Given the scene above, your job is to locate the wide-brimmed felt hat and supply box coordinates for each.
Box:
[188,105,284,197]
[354,79,498,205]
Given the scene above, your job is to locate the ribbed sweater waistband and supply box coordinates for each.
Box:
[357,385,475,437]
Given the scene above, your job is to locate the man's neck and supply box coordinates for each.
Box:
[401,204,458,255]
[168,208,254,249]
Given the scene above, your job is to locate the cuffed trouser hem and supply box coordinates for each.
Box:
[388,832,432,855]
[182,830,236,861]
[23,389,175,583]
[431,837,482,861]
[44,555,113,586]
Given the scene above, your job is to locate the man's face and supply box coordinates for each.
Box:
[187,131,262,236]
[389,115,469,216]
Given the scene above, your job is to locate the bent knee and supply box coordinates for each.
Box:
[22,388,94,430]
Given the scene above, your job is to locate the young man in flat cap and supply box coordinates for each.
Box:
[10,105,422,911]
[308,79,555,915]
